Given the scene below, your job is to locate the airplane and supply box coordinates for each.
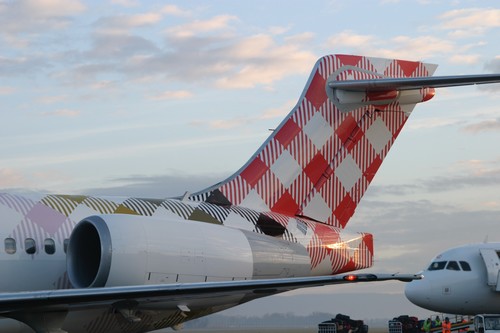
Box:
[0,53,499,333]
[405,242,500,315]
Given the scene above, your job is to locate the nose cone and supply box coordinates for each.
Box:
[405,277,433,309]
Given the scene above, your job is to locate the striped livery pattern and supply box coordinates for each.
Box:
[0,192,372,274]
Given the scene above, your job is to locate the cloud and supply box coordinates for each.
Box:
[407,117,465,131]
[160,5,191,17]
[367,156,500,201]
[370,163,500,197]
[462,118,500,133]
[36,95,67,104]
[40,109,80,117]
[86,32,159,59]
[325,11,499,64]
[260,99,296,120]
[439,8,500,38]
[485,56,500,72]
[0,168,28,188]
[48,11,316,90]
[166,15,238,38]
[150,90,194,100]
[326,30,376,49]
[94,13,163,34]
[325,30,455,60]
[449,54,480,65]
[83,173,227,198]
[190,99,296,130]
[0,56,49,76]
[422,169,500,193]
[0,86,15,95]
[110,0,139,7]
[0,0,85,35]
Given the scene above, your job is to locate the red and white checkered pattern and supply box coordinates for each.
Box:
[217,54,437,228]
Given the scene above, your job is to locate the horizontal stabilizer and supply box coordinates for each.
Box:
[329,74,500,91]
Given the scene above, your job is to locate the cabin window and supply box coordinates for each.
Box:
[428,261,447,271]
[459,261,471,271]
[446,261,460,271]
[25,238,36,255]
[44,238,56,255]
[4,238,16,254]
[63,239,69,253]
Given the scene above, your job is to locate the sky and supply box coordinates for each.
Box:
[1,0,500,320]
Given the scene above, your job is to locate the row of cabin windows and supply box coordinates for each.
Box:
[4,238,69,255]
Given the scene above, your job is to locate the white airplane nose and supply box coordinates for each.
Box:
[405,278,431,308]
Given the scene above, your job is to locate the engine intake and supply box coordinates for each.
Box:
[67,216,112,288]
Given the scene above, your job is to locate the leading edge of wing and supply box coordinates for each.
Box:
[0,273,420,314]
[329,74,500,91]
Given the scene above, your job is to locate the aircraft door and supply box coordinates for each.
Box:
[479,249,500,291]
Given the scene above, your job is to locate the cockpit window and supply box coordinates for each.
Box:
[459,261,471,271]
[446,261,460,271]
[428,261,447,271]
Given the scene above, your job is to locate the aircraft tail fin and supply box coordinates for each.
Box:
[191,54,438,227]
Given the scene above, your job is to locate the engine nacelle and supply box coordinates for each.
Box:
[67,214,312,288]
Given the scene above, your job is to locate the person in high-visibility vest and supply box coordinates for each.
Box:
[442,317,452,333]
[423,318,432,333]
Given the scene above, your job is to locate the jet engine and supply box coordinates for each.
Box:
[66,214,311,288]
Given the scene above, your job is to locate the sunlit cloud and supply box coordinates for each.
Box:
[482,201,500,209]
[190,99,297,130]
[462,118,500,133]
[0,168,27,188]
[36,95,67,104]
[216,34,316,89]
[0,0,85,34]
[326,30,375,49]
[268,26,290,35]
[110,0,139,7]
[166,15,238,38]
[407,117,464,130]
[94,13,163,34]
[150,90,194,100]
[40,109,81,117]
[325,30,455,60]
[0,86,15,95]
[449,54,480,65]
[160,5,191,17]
[439,8,500,38]
[260,99,296,119]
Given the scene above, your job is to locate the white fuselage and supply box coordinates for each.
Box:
[405,243,500,314]
[0,192,372,333]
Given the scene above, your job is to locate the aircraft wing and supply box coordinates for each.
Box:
[329,74,500,91]
[0,273,419,317]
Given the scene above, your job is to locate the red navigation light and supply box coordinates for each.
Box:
[422,87,436,101]
[344,274,358,281]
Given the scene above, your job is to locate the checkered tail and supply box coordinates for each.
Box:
[191,54,437,228]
